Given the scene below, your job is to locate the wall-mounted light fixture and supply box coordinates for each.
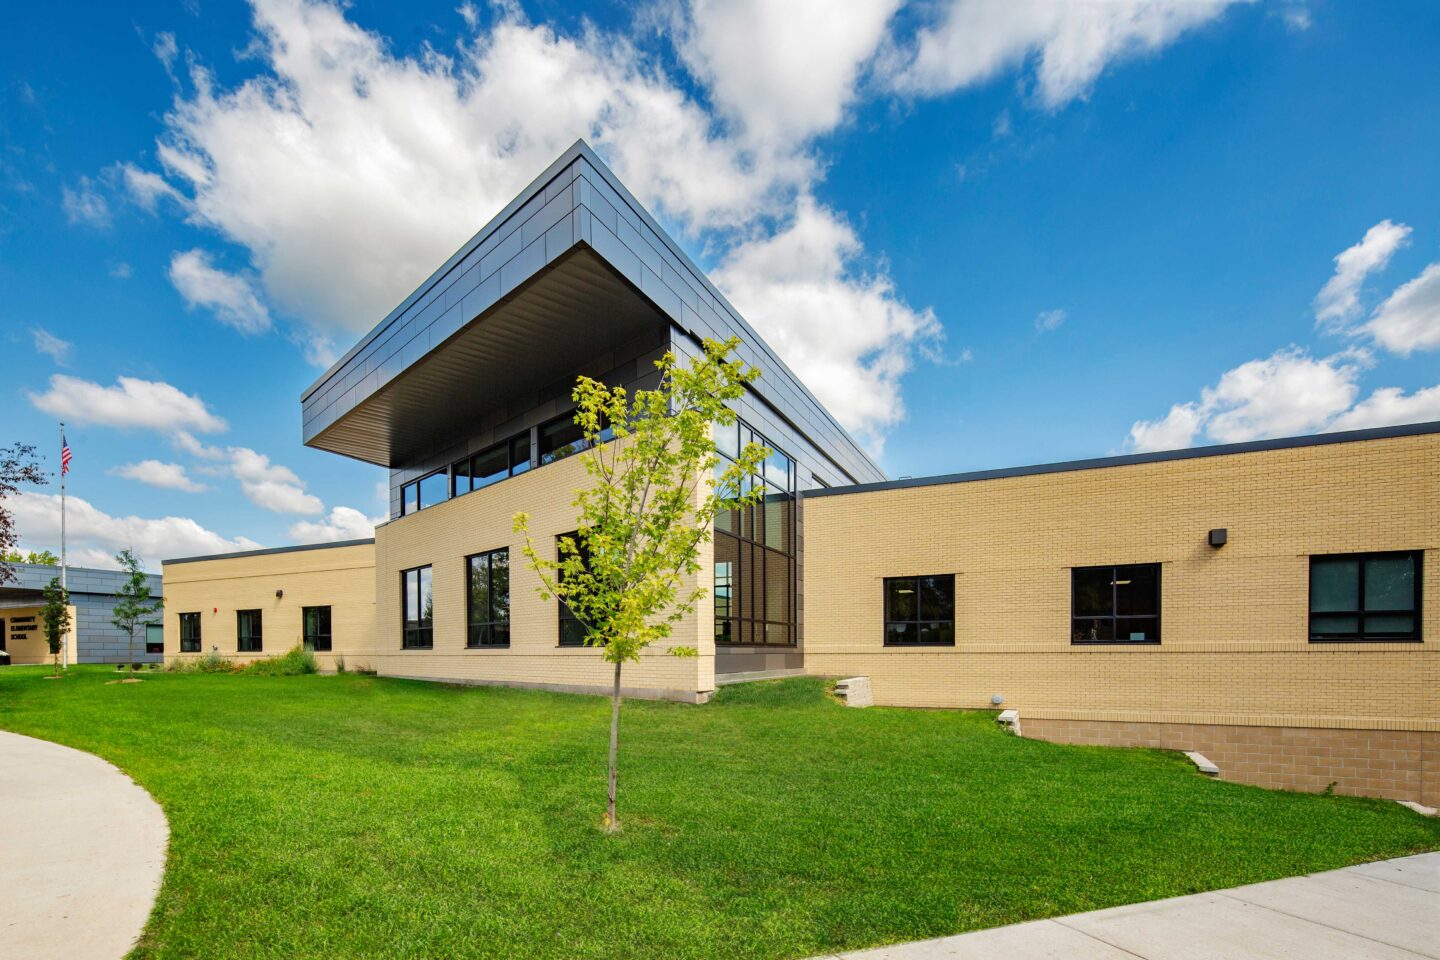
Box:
[1208,528,1228,548]
[275,589,284,599]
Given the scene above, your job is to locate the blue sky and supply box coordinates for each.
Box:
[2,0,1438,569]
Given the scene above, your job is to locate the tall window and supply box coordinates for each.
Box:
[179,612,202,653]
[145,623,164,655]
[402,566,433,649]
[1072,564,1161,644]
[884,575,956,646]
[713,419,796,646]
[1310,552,1421,642]
[467,549,510,647]
[237,609,263,652]
[556,532,591,647]
[303,606,332,652]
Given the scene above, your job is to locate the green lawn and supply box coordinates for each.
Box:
[1,666,1436,959]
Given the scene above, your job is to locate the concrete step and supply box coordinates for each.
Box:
[714,668,808,686]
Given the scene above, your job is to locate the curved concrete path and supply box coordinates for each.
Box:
[0,730,168,960]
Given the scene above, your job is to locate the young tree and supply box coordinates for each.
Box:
[0,444,46,585]
[40,576,72,677]
[112,548,163,668]
[515,337,768,831]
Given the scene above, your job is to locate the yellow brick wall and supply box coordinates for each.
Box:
[803,433,1439,730]
[162,543,376,671]
[373,452,713,701]
[1,604,78,666]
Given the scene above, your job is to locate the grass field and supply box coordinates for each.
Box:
[1,665,1436,959]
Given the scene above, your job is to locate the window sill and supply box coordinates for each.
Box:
[1308,637,1421,644]
[883,642,956,648]
[465,644,511,651]
[1070,640,1161,646]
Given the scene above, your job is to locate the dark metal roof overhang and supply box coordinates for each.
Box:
[304,247,666,467]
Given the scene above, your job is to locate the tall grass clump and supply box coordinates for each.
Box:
[242,646,318,677]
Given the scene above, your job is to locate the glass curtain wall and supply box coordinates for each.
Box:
[713,418,796,647]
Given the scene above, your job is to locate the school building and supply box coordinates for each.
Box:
[162,141,1438,806]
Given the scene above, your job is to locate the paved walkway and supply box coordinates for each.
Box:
[0,730,168,960]
[823,853,1440,960]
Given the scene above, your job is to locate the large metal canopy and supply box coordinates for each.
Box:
[303,248,665,467]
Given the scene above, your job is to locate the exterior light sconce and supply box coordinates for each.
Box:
[1208,528,1228,548]
[275,589,284,599]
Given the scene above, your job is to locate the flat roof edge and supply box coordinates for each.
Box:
[162,538,375,566]
[803,420,1440,499]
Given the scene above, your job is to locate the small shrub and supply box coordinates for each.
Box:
[242,645,318,677]
[166,652,236,674]
[334,654,346,674]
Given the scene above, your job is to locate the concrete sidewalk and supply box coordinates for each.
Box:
[825,853,1440,960]
[0,730,168,960]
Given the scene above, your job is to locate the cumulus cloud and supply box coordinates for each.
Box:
[1313,219,1411,329]
[61,175,110,227]
[1035,308,1066,332]
[1365,261,1440,356]
[289,505,380,542]
[1128,346,1439,451]
[675,0,902,148]
[173,432,324,515]
[1328,385,1440,432]
[30,327,73,364]
[883,0,1248,108]
[109,460,207,493]
[712,196,941,452]
[169,248,272,333]
[10,490,260,571]
[28,375,227,433]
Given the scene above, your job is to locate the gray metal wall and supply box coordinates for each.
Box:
[4,563,164,663]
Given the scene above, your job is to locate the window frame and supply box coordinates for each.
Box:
[882,574,957,647]
[178,611,202,653]
[1070,563,1163,645]
[236,608,263,653]
[144,623,164,655]
[466,548,511,648]
[1308,550,1423,643]
[401,565,434,650]
[302,605,333,652]
[556,532,591,647]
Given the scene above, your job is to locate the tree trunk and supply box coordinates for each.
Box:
[605,659,622,831]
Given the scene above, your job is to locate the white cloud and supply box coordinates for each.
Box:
[28,375,227,433]
[289,505,380,542]
[110,262,133,279]
[61,176,110,227]
[1313,219,1411,329]
[675,0,902,148]
[10,490,261,572]
[118,163,185,213]
[168,248,272,334]
[1365,261,1440,356]
[1128,346,1440,451]
[173,433,324,515]
[1035,308,1066,332]
[109,460,207,493]
[884,0,1248,108]
[1128,347,1364,451]
[1328,385,1440,432]
[712,196,941,452]
[30,327,73,364]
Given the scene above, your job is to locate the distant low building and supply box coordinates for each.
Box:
[0,562,164,665]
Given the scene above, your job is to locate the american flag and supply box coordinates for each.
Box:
[61,433,72,477]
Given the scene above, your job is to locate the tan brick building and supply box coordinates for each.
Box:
[161,142,1439,806]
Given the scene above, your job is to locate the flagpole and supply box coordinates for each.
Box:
[60,422,68,671]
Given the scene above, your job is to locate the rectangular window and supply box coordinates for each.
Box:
[539,414,588,464]
[401,480,419,516]
[303,606,332,652]
[145,623,164,655]
[401,566,433,649]
[1072,564,1161,644]
[417,471,448,510]
[179,612,202,653]
[1310,551,1421,642]
[556,532,591,646]
[467,549,510,647]
[237,609,263,652]
[883,575,955,646]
